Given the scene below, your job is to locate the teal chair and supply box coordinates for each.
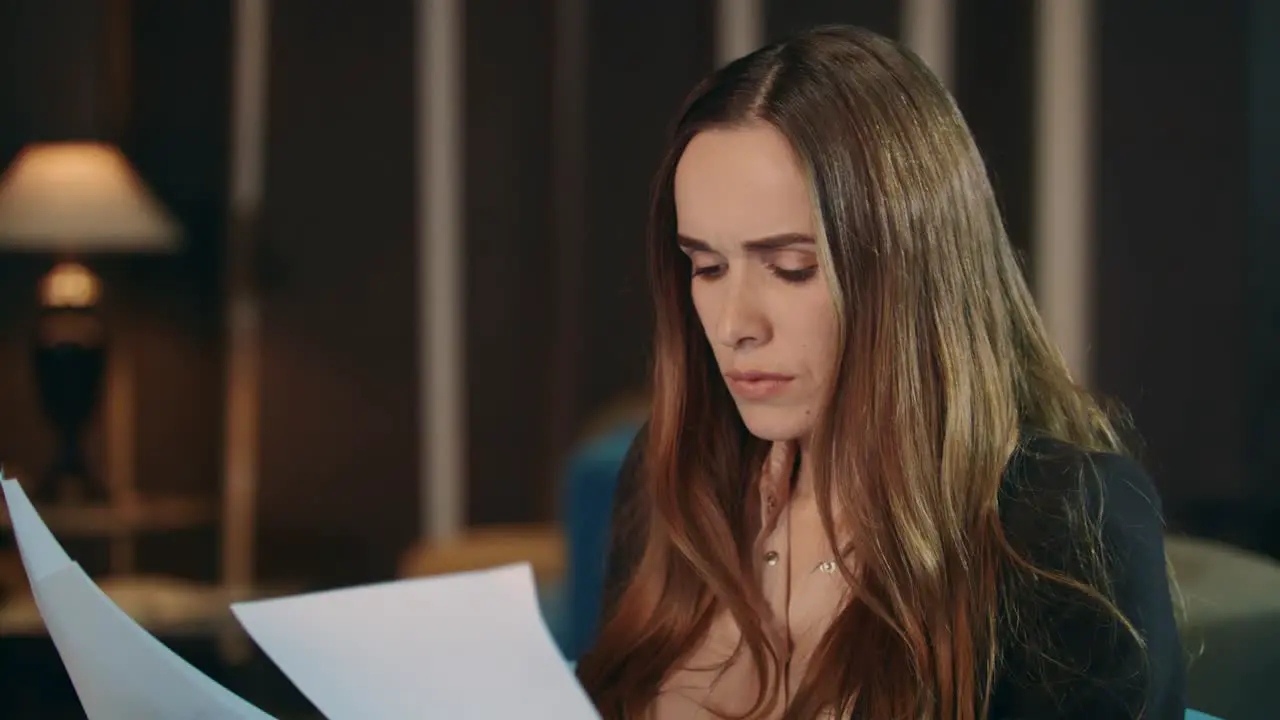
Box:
[560,421,642,659]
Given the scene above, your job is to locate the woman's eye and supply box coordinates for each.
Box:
[692,264,725,279]
[770,265,819,284]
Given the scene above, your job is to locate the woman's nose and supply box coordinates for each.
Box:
[713,273,770,350]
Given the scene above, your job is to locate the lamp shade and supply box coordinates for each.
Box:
[0,141,181,253]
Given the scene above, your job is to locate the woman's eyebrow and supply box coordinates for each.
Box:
[676,233,815,253]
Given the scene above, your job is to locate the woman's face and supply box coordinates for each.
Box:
[674,122,840,443]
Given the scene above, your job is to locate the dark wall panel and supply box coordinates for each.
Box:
[576,0,716,433]
[1246,0,1280,509]
[952,0,1034,271]
[258,0,418,586]
[765,0,900,43]
[126,0,230,501]
[463,0,557,525]
[1093,1,1251,517]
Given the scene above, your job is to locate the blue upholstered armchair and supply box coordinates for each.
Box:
[560,422,642,660]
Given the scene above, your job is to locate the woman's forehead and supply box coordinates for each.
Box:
[673,124,815,250]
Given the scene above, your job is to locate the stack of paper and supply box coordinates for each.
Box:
[1,476,599,719]
[2,477,273,719]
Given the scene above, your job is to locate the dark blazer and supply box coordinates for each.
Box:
[594,427,1188,719]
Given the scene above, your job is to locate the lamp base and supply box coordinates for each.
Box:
[35,464,108,506]
[33,305,108,507]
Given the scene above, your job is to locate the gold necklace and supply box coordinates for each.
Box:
[764,549,840,574]
[814,559,838,574]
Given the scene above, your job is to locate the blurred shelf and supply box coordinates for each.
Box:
[0,574,298,639]
[398,523,566,586]
[0,496,218,537]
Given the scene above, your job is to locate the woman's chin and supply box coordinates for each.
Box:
[738,407,815,443]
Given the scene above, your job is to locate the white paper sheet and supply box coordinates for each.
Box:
[231,563,600,719]
[1,476,276,720]
[4,473,598,719]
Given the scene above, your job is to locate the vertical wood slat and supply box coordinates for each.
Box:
[901,0,952,87]
[222,0,268,590]
[1033,0,1094,385]
[418,0,465,540]
[715,0,764,66]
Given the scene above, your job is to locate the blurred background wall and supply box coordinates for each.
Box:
[0,1,1277,717]
[0,0,1274,587]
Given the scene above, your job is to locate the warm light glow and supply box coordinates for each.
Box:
[40,261,102,308]
[0,141,181,252]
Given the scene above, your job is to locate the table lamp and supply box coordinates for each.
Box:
[0,141,181,504]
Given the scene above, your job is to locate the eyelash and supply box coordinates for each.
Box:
[773,266,819,283]
[691,264,818,284]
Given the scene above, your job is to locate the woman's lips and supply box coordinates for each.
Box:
[724,371,794,401]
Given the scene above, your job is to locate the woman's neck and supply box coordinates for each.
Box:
[792,441,816,501]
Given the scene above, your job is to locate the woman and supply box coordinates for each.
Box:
[575,25,1186,719]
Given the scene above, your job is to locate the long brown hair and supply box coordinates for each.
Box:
[578,25,1137,719]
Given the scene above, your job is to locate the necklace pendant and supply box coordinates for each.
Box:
[816,560,837,574]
